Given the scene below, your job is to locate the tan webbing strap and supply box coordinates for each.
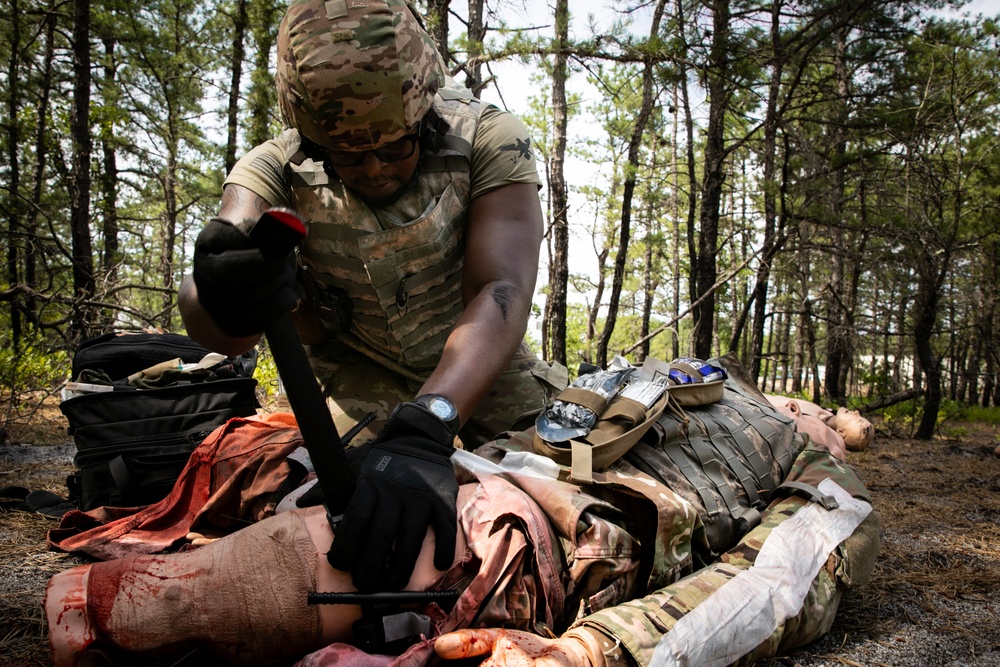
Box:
[664,392,690,425]
[534,391,668,480]
[601,397,649,422]
[670,360,706,381]
[585,397,648,445]
[570,440,594,484]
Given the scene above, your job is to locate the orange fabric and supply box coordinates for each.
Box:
[48,413,307,560]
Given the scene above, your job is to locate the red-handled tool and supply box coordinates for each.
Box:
[245,208,356,517]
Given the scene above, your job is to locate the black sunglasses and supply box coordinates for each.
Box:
[326,125,423,167]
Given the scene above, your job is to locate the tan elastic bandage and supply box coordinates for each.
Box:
[85,511,323,664]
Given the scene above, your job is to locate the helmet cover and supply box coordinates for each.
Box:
[276,0,446,150]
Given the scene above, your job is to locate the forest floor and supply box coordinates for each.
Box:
[0,396,998,667]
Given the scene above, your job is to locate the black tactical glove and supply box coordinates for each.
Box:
[325,402,459,591]
[193,217,303,337]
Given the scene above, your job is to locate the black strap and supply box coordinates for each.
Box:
[108,455,135,500]
[776,481,840,511]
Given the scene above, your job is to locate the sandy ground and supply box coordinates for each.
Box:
[0,408,998,667]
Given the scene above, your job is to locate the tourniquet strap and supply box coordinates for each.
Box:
[775,480,840,511]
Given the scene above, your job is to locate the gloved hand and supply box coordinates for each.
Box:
[193,217,303,337]
[324,402,459,591]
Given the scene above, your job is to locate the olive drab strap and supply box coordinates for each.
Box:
[680,414,763,528]
[690,412,764,508]
[774,480,841,511]
[698,410,776,494]
[717,396,797,475]
[656,431,724,518]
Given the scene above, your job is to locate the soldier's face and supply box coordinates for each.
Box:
[328,141,420,205]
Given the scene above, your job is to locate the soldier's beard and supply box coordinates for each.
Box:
[355,164,421,207]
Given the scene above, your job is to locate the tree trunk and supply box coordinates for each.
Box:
[70,0,96,339]
[914,259,945,439]
[99,38,120,280]
[6,0,22,349]
[692,0,730,360]
[248,0,279,148]
[639,195,657,362]
[824,27,851,404]
[670,83,681,361]
[746,0,786,381]
[425,0,450,63]
[804,298,821,404]
[160,123,180,328]
[97,37,121,331]
[585,245,610,366]
[465,0,485,96]
[596,0,667,368]
[543,0,569,367]
[676,0,698,325]
[25,9,57,334]
[225,0,248,175]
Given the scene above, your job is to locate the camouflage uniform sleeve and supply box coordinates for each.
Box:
[223,131,295,208]
[567,446,881,666]
[469,106,543,200]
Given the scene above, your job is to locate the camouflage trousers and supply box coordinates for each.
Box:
[570,446,881,666]
[305,338,567,448]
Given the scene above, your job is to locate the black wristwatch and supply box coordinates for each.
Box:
[414,393,460,435]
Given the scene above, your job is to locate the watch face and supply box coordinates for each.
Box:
[426,396,458,422]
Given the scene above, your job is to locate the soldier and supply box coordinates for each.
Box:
[178,0,564,592]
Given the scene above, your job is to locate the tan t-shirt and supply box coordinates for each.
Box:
[225,105,541,206]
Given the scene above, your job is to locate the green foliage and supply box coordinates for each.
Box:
[879,398,922,432]
[956,404,1000,426]
[859,362,896,398]
[251,343,281,402]
[4,0,1000,442]
[0,336,72,399]
[935,398,968,427]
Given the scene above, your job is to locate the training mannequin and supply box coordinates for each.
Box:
[765,394,874,451]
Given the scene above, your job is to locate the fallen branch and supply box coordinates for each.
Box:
[859,388,921,414]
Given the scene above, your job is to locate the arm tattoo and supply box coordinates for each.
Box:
[221,185,270,217]
[492,284,516,323]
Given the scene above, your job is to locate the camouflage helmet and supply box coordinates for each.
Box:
[276,0,446,151]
